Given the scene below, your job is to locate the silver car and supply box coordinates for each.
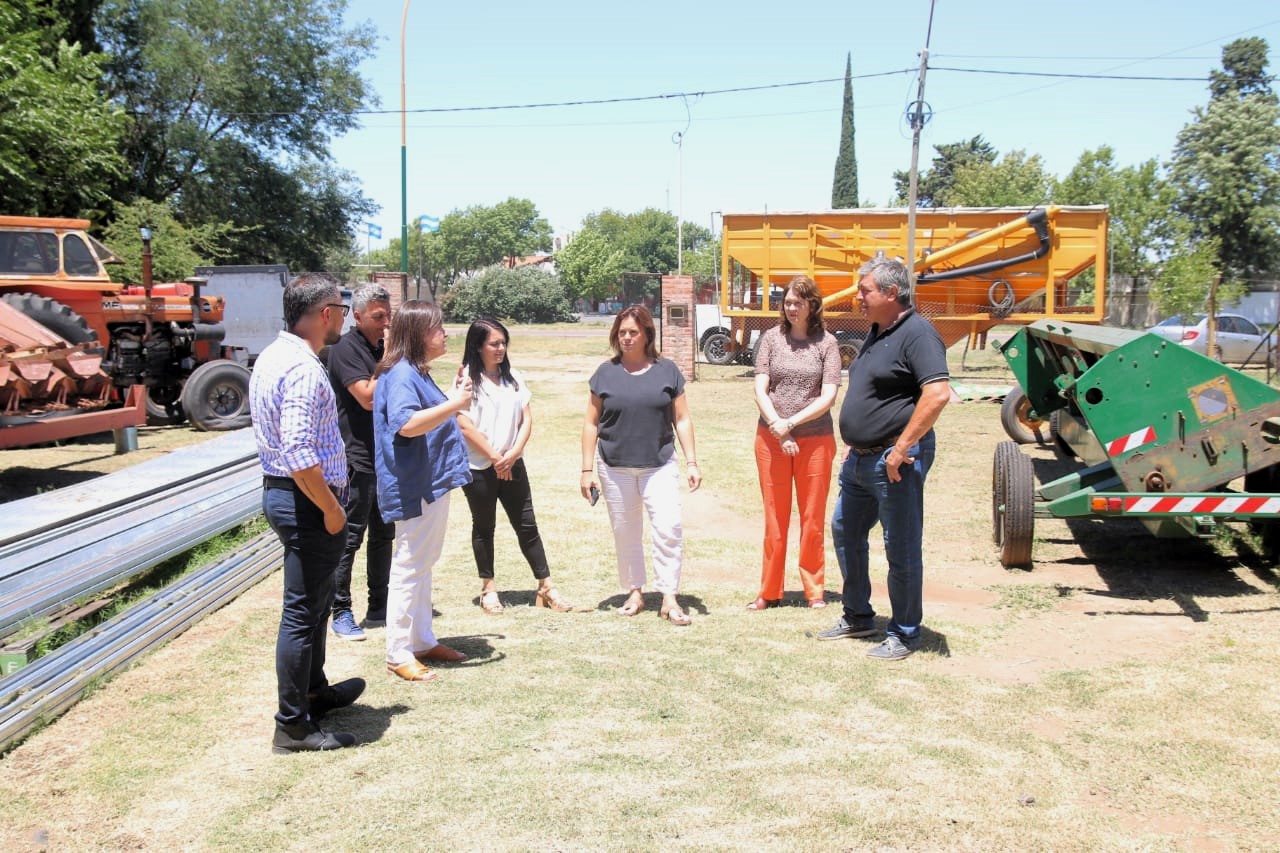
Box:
[1146,313,1276,366]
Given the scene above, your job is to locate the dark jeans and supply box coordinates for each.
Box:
[332,469,393,617]
[839,430,936,639]
[832,498,847,582]
[263,484,345,726]
[461,459,550,580]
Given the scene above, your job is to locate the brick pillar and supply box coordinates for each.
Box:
[661,275,696,380]
[371,271,410,312]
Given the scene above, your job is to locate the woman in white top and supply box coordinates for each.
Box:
[457,318,571,614]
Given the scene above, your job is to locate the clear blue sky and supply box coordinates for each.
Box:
[332,1,1280,247]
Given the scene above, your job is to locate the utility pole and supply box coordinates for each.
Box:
[904,0,937,306]
[399,0,411,275]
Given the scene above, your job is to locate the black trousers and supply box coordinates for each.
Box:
[332,469,393,617]
[461,459,550,580]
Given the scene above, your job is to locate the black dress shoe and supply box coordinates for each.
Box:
[271,721,357,754]
[307,677,366,719]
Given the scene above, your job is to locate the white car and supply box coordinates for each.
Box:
[1146,313,1277,366]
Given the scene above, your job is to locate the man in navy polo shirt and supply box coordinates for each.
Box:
[817,257,951,660]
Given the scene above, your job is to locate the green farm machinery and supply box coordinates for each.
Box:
[992,319,1280,568]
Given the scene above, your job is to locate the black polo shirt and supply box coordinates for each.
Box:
[838,309,948,448]
[327,327,383,474]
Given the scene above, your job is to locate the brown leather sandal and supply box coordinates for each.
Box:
[535,587,573,612]
[386,661,438,682]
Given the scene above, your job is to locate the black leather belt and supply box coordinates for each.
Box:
[263,475,297,489]
[849,436,899,456]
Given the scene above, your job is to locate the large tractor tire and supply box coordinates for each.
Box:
[145,384,186,426]
[1,292,99,348]
[180,360,251,431]
[701,330,736,365]
[1000,386,1049,444]
[992,440,1035,568]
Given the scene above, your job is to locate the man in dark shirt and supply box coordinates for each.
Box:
[817,257,951,660]
[326,284,394,641]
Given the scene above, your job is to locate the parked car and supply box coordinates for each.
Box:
[1146,313,1277,366]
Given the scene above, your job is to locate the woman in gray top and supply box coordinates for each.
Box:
[580,306,701,625]
[749,276,841,610]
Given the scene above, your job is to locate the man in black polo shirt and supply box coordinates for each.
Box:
[327,284,394,640]
[817,257,951,660]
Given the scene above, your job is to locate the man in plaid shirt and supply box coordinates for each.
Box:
[250,273,365,754]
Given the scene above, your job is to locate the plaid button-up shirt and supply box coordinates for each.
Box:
[249,331,348,493]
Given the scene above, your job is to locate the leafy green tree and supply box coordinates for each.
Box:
[683,237,720,280]
[1147,235,1226,321]
[443,266,573,324]
[580,208,710,273]
[101,198,237,284]
[831,52,858,208]
[948,150,1055,207]
[0,0,125,217]
[1169,38,1280,279]
[96,0,377,265]
[893,136,996,206]
[557,228,625,310]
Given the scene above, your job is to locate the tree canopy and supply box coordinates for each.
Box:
[893,136,996,206]
[96,0,378,266]
[1169,37,1280,279]
[0,0,125,217]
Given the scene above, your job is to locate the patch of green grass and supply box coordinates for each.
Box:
[989,583,1072,613]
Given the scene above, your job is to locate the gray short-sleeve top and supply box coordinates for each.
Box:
[589,358,686,468]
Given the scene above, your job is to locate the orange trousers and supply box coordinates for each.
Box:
[754,424,836,601]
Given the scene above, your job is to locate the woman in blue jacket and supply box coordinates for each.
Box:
[373,301,473,682]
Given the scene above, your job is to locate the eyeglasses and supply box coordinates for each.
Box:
[318,302,350,316]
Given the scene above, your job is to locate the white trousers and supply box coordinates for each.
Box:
[385,493,450,666]
[597,455,683,594]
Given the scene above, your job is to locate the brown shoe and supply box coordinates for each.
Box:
[387,660,438,682]
[415,643,468,663]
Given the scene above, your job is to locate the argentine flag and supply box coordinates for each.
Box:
[418,215,440,234]
[366,222,382,239]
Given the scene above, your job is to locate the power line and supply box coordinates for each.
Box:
[302,69,914,118]
[933,66,1207,82]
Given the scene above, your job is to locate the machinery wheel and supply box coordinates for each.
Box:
[993,440,1035,567]
[836,333,865,370]
[1048,410,1074,458]
[992,441,1022,544]
[1245,465,1280,560]
[1000,386,1049,444]
[2,292,99,347]
[750,331,767,367]
[145,384,186,426]
[180,360,251,431]
[701,330,736,365]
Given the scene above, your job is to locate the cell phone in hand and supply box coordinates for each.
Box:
[589,485,600,506]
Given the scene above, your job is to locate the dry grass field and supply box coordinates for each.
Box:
[2,324,1279,851]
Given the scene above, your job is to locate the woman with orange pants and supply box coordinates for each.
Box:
[749,275,841,610]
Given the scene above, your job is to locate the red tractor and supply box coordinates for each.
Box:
[0,215,251,443]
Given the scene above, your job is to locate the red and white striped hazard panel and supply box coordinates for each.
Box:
[1122,496,1280,514]
[1105,425,1157,457]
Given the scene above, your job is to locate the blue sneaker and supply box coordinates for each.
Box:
[331,610,366,641]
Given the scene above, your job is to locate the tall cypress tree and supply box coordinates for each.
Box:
[831,53,859,208]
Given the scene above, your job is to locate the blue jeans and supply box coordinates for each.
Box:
[333,469,393,617]
[832,496,847,582]
[263,484,346,726]
[838,430,936,639]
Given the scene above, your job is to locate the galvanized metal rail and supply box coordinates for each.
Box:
[0,530,281,753]
[0,460,263,637]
